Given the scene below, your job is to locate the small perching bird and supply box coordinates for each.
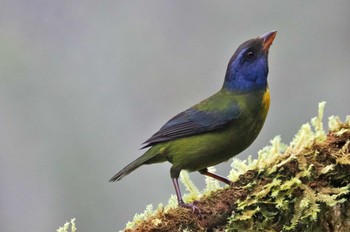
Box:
[110,31,277,211]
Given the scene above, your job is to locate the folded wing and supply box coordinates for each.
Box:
[142,103,240,148]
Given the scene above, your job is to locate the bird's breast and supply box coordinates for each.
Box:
[261,88,270,118]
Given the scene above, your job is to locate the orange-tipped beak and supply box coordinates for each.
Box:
[261,30,277,52]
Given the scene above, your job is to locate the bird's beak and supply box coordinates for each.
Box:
[260,30,277,52]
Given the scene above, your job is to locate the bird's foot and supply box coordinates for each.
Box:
[179,200,202,216]
[228,180,235,187]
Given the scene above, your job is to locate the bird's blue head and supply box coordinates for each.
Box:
[223,31,277,92]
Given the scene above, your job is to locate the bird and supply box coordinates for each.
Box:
[110,31,277,211]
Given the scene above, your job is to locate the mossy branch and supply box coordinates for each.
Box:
[121,102,350,231]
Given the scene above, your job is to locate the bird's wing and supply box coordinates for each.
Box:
[141,102,240,148]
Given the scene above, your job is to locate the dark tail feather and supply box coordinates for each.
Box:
[109,149,158,182]
[109,158,144,182]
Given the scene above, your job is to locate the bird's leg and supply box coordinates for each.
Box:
[171,178,201,213]
[199,168,233,185]
[171,168,200,214]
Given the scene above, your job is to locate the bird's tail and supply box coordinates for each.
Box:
[109,146,161,182]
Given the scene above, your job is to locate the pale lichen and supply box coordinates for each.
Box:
[311,101,327,142]
[56,218,76,232]
[225,102,350,231]
[180,170,201,202]
[125,204,155,230]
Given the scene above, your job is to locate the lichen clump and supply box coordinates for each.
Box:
[227,102,350,231]
[123,102,350,231]
[57,218,77,232]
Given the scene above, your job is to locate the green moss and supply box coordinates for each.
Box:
[226,102,350,231]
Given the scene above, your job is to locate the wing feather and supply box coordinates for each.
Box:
[141,103,240,148]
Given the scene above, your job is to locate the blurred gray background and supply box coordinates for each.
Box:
[1,1,349,231]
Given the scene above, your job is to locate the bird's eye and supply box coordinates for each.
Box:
[245,50,256,60]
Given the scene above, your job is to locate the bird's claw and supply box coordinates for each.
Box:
[228,181,235,187]
[179,201,202,217]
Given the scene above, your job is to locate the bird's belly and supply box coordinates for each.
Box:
[166,115,265,172]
